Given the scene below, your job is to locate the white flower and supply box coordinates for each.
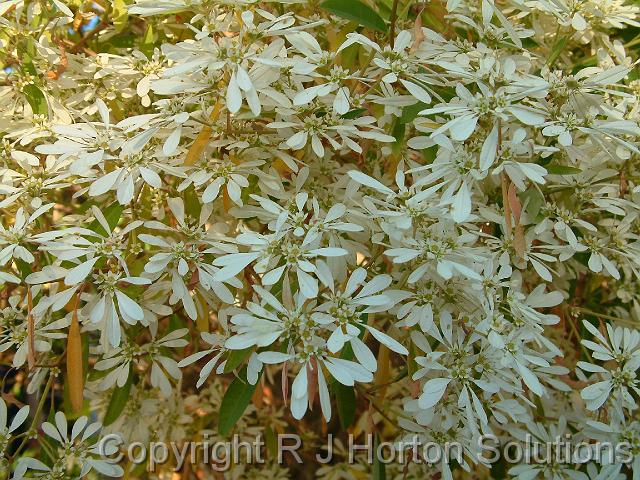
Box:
[82,271,150,347]
[268,114,395,158]
[95,328,188,396]
[0,398,29,458]
[5,1,640,478]
[38,206,142,287]
[315,267,407,360]
[578,321,640,411]
[212,218,348,299]
[419,83,546,143]
[13,412,123,479]
[0,204,53,267]
[139,198,241,319]
[0,293,69,367]
[35,99,125,175]
[0,150,70,209]
[178,310,234,387]
[178,154,262,206]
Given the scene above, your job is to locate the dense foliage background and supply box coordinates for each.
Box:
[1,0,640,478]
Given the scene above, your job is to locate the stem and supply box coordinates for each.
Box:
[26,289,36,370]
[564,308,593,362]
[184,99,223,166]
[498,121,512,238]
[572,307,636,327]
[389,0,399,49]
[367,367,408,392]
[9,373,55,462]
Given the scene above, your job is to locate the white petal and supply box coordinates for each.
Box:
[236,66,253,92]
[479,124,499,171]
[400,79,431,104]
[418,378,451,409]
[451,182,471,222]
[64,257,99,286]
[115,290,144,321]
[297,268,318,299]
[89,168,122,197]
[226,73,243,113]
[364,325,408,355]
[139,167,162,188]
[163,127,182,156]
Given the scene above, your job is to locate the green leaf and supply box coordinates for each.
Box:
[107,33,136,49]
[520,187,545,220]
[218,370,259,436]
[391,119,405,156]
[547,35,569,66]
[22,60,38,76]
[546,165,582,175]
[320,0,387,32]
[372,433,387,480]
[224,347,254,373]
[399,102,427,125]
[140,23,155,58]
[339,40,360,69]
[88,202,123,235]
[341,108,368,120]
[112,0,129,33]
[169,313,188,331]
[23,84,47,115]
[333,340,357,429]
[103,372,133,426]
[184,186,202,219]
[130,461,147,476]
[407,339,418,378]
[335,382,356,429]
[15,258,34,278]
[264,426,278,458]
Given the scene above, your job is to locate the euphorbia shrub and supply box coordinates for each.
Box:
[1,0,640,478]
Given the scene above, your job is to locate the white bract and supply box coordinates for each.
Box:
[2,0,640,478]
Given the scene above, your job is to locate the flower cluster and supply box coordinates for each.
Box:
[1,0,640,478]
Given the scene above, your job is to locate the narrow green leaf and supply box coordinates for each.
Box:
[21,59,38,76]
[103,372,133,426]
[112,0,129,33]
[547,35,569,66]
[140,23,155,58]
[169,313,188,331]
[391,120,405,156]
[520,188,545,220]
[219,370,259,436]
[130,461,147,476]
[107,33,136,49]
[399,102,427,125]
[320,0,387,32]
[334,341,357,430]
[184,186,203,218]
[341,108,368,120]
[372,433,386,480]
[88,202,123,235]
[546,165,582,175]
[23,84,47,115]
[15,258,34,278]
[224,347,253,373]
[407,339,418,378]
[264,426,278,458]
[335,382,356,429]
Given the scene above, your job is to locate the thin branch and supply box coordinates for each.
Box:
[389,0,400,49]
